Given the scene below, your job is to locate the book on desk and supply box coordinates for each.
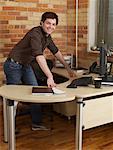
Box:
[32,87,65,95]
[32,87,54,95]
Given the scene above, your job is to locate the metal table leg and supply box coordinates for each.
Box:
[3,98,8,142]
[76,97,83,150]
[3,98,18,143]
[7,100,15,150]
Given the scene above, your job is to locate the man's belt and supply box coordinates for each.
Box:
[7,58,20,64]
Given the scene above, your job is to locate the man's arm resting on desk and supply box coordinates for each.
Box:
[55,51,76,77]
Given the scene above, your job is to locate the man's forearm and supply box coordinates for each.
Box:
[55,51,70,69]
[55,51,76,77]
[36,55,53,79]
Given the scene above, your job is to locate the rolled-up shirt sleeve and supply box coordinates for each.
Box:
[47,37,59,55]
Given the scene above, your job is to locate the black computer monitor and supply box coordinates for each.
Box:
[99,46,107,76]
[99,46,113,82]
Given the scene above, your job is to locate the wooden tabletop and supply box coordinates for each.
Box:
[0,68,113,103]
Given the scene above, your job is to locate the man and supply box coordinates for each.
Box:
[3,12,75,131]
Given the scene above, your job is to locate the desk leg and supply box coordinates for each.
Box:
[76,98,83,150]
[3,98,8,142]
[7,100,15,150]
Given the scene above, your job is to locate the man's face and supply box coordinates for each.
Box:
[41,18,57,35]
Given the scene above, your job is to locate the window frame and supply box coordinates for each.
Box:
[88,0,113,52]
[88,0,99,51]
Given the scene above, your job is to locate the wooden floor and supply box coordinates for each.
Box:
[1,102,113,150]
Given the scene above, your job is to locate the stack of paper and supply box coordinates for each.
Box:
[101,82,113,86]
[52,87,65,94]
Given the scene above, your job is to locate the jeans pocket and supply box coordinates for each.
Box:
[9,61,22,70]
[4,60,22,71]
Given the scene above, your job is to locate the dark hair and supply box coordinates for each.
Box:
[41,12,58,25]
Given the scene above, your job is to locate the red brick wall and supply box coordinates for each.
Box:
[0,0,96,84]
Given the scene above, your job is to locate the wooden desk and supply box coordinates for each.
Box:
[0,84,76,150]
[0,68,113,150]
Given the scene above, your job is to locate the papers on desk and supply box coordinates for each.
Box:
[32,87,65,95]
[101,76,113,86]
[52,87,65,94]
[101,82,113,86]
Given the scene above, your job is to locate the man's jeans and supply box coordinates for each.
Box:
[4,59,42,125]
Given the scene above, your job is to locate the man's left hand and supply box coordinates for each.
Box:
[67,69,77,78]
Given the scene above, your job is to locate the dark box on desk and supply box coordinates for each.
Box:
[32,87,54,95]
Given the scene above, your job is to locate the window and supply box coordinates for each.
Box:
[88,0,113,51]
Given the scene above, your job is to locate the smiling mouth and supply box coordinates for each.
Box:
[47,29,53,33]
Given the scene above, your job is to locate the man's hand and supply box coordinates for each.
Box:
[47,77,56,88]
[67,68,77,78]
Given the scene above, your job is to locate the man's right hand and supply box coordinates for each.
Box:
[47,77,56,88]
